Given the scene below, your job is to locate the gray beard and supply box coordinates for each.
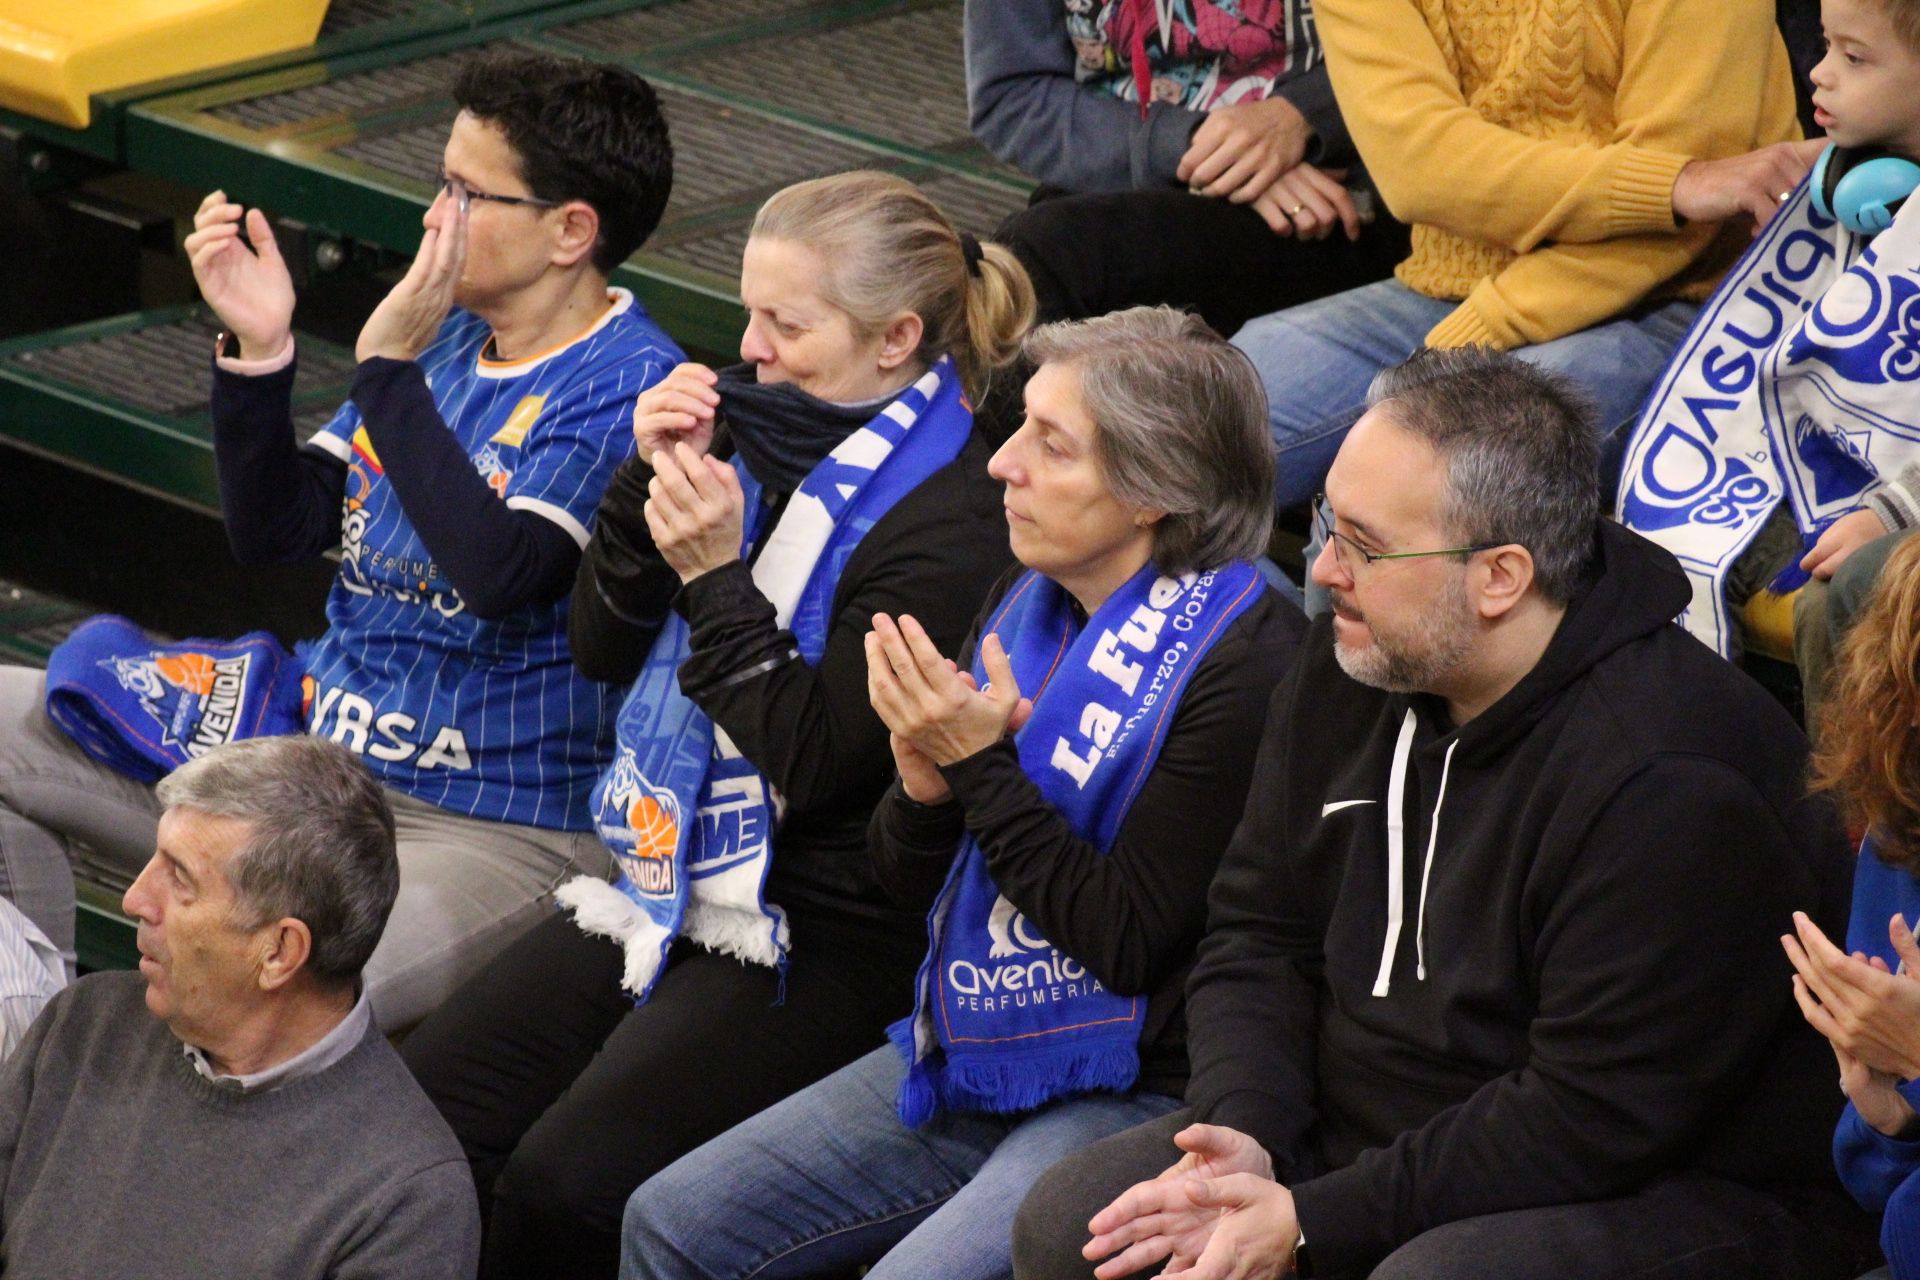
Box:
[1331,580,1475,693]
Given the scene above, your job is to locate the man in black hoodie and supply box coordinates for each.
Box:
[1011,348,1877,1280]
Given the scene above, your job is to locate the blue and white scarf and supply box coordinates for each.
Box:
[557,359,974,999]
[891,559,1266,1124]
[1618,177,1920,654]
[45,615,305,783]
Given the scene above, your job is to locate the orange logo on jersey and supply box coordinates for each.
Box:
[349,426,385,475]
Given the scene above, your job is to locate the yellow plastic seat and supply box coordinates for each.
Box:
[1741,585,1802,665]
[0,0,328,128]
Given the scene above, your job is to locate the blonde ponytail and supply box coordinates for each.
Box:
[751,171,1035,401]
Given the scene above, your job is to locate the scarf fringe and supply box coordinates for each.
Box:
[555,876,671,998]
[897,1038,1141,1128]
[684,899,789,969]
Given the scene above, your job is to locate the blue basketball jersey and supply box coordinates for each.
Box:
[301,290,681,829]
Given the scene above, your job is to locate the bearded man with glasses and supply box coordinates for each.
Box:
[1012,348,1880,1280]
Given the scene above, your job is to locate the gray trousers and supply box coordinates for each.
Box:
[0,666,608,1031]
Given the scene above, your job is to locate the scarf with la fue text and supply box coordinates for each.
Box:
[1618,177,1920,654]
[45,615,305,783]
[890,559,1266,1124]
[557,358,974,1000]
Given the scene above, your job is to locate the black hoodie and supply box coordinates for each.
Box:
[1185,520,1854,1278]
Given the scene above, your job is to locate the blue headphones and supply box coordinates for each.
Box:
[1811,143,1920,234]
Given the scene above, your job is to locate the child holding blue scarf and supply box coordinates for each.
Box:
[620,308,1305,1280]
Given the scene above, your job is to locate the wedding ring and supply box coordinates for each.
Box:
[1777,190,1792,203]
[1287,203,1306,216]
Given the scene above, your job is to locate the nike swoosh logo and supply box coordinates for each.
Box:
[1321,799,1377,816]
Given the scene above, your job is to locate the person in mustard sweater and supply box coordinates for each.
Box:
[1239,0,1825,516]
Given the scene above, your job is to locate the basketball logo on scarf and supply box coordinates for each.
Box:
[597,748,683,897]
[100,650,253,758]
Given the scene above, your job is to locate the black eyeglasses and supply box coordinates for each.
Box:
[1313,493,1502,575]
[437,171,561,212]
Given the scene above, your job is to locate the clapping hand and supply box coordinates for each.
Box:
[1784,910,1920,1082]
[1084,1123,1290,1279]
[634,362,721,459]
[356,191,468,363]
[644,441,745,584]
[865,615,1033,793]
[184,191,295,361]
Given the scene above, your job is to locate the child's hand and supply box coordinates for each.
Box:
[1801,508,1891,580]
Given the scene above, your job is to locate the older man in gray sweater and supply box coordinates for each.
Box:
[0,735,478,1278]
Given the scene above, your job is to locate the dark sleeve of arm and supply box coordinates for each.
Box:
[1288,761,1823,1276]
[1273,61,1354,168]
[675,501,1007,816]
[935,605,1299,996]
[966,0,1195,191]
[351,358,580,622]
[569,453,680,685]
[210,359,347,564]
[1182,669,1325,1179]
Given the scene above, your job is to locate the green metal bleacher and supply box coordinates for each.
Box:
[0,0,1028,969]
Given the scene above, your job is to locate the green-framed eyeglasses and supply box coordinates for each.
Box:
[1313,493,1503,574]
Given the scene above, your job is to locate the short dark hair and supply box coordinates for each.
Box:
[1365,348,1600,604]
[156,737,398,989]
[452,51,673,273]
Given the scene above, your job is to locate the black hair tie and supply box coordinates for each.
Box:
[959,231,985,278]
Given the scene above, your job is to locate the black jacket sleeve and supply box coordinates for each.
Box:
[210,357,347,564]
[675,437,1012,817]
[569,451,681,684]
[870,591,1303,997]
[349,358,581,621]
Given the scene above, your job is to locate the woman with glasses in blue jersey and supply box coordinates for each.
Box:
[0,53,681,1037]
[401,171,1039,1279]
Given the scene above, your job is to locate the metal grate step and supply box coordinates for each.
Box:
[207,44,510,131]
[546,0,833,55]
[661,3,971,151]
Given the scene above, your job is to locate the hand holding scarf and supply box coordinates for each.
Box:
[645,440,746,584]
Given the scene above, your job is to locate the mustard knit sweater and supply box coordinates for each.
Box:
[1318,0,1800,349]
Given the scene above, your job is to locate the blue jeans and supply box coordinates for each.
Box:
[620,1045,1181,1280]
[1233,278,1700,511]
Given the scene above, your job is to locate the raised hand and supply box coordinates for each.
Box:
[633,363,721,459]
[356,192,468,363]
[865,616,1031,767]
[184,191,295,360]
[643,441,745,584]
[1783,910,1920,1079]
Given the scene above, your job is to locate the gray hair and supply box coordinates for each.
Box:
[155,736,398,989]
[1364,348,1600,604]
[1022,307,1275,575]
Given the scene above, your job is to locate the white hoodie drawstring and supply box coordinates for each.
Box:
[1414,740,1459,982]
[1370,712,1418,997]
[1371,710,1456,996]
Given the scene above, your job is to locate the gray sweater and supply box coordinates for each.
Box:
[0,972,479,1279]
